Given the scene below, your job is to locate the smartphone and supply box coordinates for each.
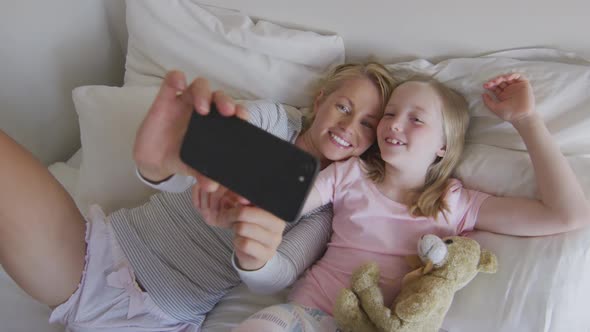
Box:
[180,105,320,222]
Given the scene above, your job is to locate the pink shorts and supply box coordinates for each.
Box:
[50,205,199,332]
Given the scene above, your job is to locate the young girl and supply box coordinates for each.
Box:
[231,73,590,331]
[0,63,394,331]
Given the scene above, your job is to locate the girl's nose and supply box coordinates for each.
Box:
[390,118,403,132]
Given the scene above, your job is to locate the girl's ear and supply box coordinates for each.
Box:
[436,145,446,158]
[313,90,325,113]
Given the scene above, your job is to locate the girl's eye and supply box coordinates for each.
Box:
[383,112,395,117]
[413,117,424,124]
[336,104,351,114]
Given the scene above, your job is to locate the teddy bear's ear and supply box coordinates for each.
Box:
[478,249,498,274]
[405,255,423,269]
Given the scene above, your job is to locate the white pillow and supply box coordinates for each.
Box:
[73,86,159,215]
[386,50,590,331]
[124,0,345,107]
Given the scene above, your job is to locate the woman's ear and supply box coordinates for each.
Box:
[436,145,446,158]
[313,90,325,113]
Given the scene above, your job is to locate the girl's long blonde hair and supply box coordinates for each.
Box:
[302,62,396,132]
[364,76,470,219]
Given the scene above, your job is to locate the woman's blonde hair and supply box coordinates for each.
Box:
[364,76,470,219]
[302,62,396,131]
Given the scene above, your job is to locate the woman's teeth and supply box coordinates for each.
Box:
[330,132,352,147]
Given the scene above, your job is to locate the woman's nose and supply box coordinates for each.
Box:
[339,117,354,131]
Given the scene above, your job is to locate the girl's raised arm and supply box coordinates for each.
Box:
[475,74,590,236]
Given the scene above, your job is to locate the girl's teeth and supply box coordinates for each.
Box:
[386,138,405,145]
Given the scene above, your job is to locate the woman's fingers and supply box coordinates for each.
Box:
[219,206,286,232]
[212,91,237,116]
[231,212,285,271]
[221,190,251,206]
[184,77,213,115]
[235,104,250,122]
[157,71,187,102]
[232,221,282,249]
[195,174,220,192]
[233,236,269,269]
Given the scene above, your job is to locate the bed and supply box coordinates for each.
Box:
[1,1,589,331]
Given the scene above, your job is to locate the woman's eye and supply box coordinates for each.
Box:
[361,121,374,129]
[336,104,350,114]
[413,117,424,124]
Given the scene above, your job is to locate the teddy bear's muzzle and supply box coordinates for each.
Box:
[418,234,448,267]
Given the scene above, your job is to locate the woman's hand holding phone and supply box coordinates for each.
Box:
[195,188,286,271]
[133,71,247,189]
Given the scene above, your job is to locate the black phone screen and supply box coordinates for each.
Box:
[180,106,319,222]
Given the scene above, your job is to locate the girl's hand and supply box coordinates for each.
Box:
[482,73,536,125]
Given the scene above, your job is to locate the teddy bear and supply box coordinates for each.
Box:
[333,234,498,332]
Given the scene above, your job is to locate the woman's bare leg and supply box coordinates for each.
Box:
[0,130,86,307]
